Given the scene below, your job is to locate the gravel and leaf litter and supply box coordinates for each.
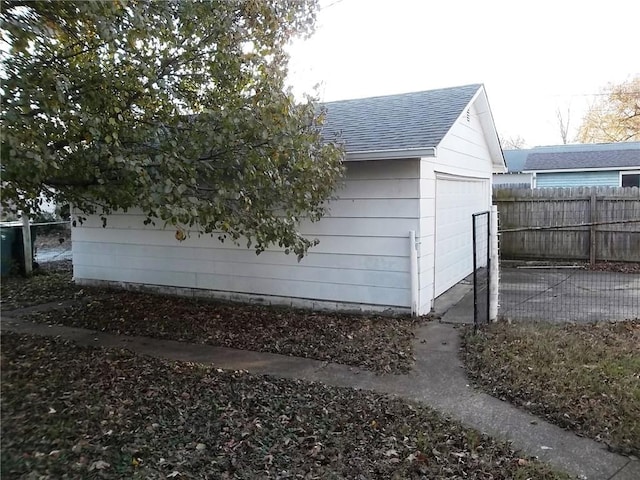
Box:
[25,289,429,373]
[0,260,83,310]
[461,320,640,456]
[1,333,569,479]
[588,262,640,273]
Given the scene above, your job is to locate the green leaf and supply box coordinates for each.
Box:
[1,0,344,259]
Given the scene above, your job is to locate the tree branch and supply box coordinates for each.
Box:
[44,177,99,188]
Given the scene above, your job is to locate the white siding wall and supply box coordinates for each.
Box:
[493,172,533,187]
[417,101,493,313]
[73,160,420,311]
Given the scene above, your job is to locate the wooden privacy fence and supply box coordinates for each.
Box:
[494,186,640,263]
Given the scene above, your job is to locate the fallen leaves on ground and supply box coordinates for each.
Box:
[0,260,82,310]
[1,333,569,479]
[25,288,427,373]
[588,262,640,274]
[461,320,640,456]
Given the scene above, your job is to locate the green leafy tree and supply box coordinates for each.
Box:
[576,76,640,143]
[1,0,344,258]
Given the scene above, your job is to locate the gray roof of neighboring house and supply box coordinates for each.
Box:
[321,84,482,153]
[523,142,640,171]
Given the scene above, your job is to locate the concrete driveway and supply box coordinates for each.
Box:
[499,267,640,323]
[436,267,639,325]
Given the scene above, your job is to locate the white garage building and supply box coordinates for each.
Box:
[73,84,506,315]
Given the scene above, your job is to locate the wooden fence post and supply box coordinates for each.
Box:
[590,193,597,265]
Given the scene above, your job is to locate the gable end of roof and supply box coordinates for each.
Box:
[320,84,482,154]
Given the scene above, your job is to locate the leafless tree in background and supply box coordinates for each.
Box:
[556,106,571,144]
[499,135,527,150]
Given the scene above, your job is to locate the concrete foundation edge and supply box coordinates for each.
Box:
[75,278,412,315]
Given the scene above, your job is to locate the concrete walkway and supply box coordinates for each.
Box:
[2,293,638,480]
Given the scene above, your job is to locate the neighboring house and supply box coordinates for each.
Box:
[494,142,640,189]
[493,142,640,188]
[524,142,640,188]
[72,84,506,315]
[493,149,533,188]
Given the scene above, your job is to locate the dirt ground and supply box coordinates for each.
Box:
[34,229,71,249]
[33,230,72,263]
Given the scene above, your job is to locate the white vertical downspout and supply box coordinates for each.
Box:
[409,230,419,316]
[489,205,499,322]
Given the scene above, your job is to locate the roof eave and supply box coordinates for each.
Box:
[345,147,436,161]
[523,165,640,173]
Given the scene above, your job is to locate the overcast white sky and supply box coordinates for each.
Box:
[287,0,639,148]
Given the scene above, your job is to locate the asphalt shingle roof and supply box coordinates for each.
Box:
[320,84,482,153]
[523,142,640,171]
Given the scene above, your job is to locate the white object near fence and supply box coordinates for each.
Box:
[22,214,33,276]
[489,205,499,322]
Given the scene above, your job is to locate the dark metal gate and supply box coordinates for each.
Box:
[472,211,490,331]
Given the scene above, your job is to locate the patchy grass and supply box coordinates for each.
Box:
[0,260,81,310]
[1,333,569,480]
[461,320,640,456]
[25,290,428,373]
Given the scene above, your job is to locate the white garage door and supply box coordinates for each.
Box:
[434,174,489,297]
